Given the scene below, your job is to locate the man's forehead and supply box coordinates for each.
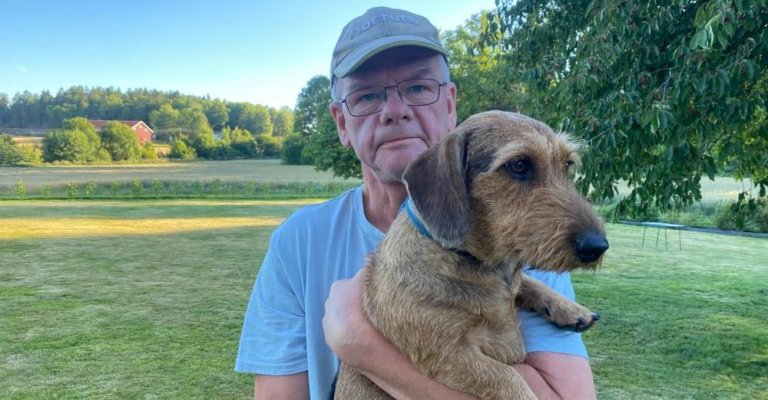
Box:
[342,51,443,90]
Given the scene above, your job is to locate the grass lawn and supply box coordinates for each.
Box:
[1,200,766,399]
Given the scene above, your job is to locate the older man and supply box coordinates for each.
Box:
[236,7,596,399]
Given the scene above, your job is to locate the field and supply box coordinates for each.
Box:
[1,199,766,399]
[1,160,766,398]
[0,159,358,189]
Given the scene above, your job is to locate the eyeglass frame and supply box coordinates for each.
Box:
[336,78,449,117]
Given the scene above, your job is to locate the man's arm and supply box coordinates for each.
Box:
[324,270,596,400]
[253,373,309,400]
[323,272,475,400]
[514,352,596,400]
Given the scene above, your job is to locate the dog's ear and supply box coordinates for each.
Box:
[402,130,471,249]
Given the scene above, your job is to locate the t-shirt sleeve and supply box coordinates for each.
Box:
[235,232,308,374]
[518,269,589,359]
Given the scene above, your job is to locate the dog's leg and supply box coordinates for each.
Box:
[515,274,599,332]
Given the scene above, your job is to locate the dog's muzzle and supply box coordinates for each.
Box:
[573,231,609,263]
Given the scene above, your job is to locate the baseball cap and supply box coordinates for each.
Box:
[331,7,448,79]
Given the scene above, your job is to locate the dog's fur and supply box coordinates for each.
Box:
[334,111,609,400]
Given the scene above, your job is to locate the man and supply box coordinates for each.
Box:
[236,7,596,399]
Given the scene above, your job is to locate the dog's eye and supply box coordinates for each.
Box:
[505,159,533,180]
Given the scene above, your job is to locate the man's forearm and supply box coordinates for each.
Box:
[352,331,476,400]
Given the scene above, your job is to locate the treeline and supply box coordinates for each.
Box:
[0,86,294,138]
[0,86,298,165]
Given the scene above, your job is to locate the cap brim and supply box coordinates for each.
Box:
[333,35,448,78]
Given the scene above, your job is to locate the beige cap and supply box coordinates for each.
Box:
[331,7,448,79]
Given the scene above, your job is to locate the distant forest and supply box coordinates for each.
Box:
[0,86,294,138]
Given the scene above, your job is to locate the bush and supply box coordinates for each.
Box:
[255,134,282,158]
[281,133,310,165]
[716,198,768,233]
[0,134,25,166]
[100,122,141,161]
[170,140,197,160]
[42,130,92,163]
[141,142,159,160]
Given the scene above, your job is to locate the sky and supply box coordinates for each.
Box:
[1,0,496,109]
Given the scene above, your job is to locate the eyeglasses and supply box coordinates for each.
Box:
[338,79,448,117]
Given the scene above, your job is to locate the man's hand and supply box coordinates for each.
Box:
[322,268,383,368]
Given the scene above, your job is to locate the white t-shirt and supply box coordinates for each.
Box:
[236,186,587,399]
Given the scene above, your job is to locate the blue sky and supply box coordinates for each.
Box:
[1,1,495,109]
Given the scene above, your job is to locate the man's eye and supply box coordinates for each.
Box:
[406,84,425,94]
[358,92,382,103]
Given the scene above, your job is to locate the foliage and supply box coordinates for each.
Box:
[141,142,158,160]
[488,0,768,216]
[270,106,294,137]
[0,134,25,166]
[281,133,311,165]
[295,75,361,178]
[716,197,768,232]
[222,126,260,159]
[42,130,93,163]
[62,116,101,161]
[178,107,213,141]
[169,139,197,160]
[149,103,180,134]
[238,104,273,137]
[0,86,286,148]
[255,134,281,158]
[443,12,521,121]
[99,121,141,161]
[190,130,220,159]
[17,144,43,165]
[205,99,230,131]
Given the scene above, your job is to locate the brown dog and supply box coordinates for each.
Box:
[334,111,608,399]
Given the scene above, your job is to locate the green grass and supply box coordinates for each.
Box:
[575,224,768,399]
[2,200,766,399]
[0,199,314,399]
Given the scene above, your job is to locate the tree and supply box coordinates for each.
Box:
[149,103,180,130]
[221,126,259,158]
[295,75,361,178]
[42,130,93,163]
[281,133,310,165]
[170,139,197,160]
[205,99,229,131]
[62,116,101,161]
[270,106,294,137]
[178,107,214,141]
[443,12,520,121]
[238,104,273,137]
[489,0,768,215]
[0,93,11,126]
[99,121,141,161]
[0,134,24,166]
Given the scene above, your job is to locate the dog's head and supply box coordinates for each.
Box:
[403,110,608,272]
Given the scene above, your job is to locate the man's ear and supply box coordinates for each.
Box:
[329,102,351,147]
[445,82,458,130]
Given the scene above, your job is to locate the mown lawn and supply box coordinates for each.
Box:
[1,200,766,399]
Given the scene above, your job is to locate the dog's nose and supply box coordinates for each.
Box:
[574,231,609,263]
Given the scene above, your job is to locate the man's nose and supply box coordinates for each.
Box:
[379,86,410,123]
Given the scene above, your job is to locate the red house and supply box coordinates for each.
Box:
[88,120,153,145]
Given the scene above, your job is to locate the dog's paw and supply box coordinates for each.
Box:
[543,302,600,332]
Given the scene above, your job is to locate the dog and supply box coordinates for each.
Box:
[333,111,609,399]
